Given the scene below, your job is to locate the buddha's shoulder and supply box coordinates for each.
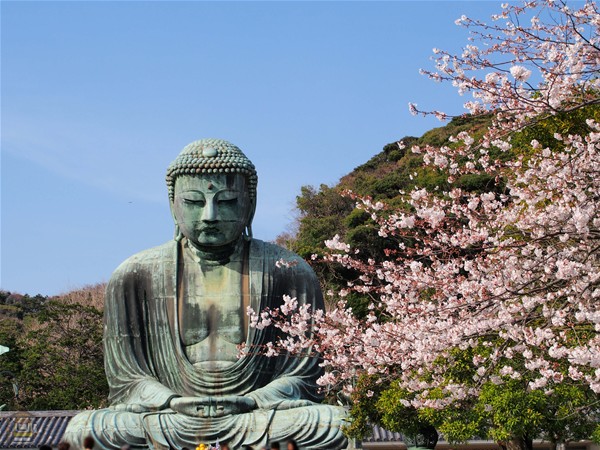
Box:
[112,241,177,274]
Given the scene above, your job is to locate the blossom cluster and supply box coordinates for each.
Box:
[249,0,600,411]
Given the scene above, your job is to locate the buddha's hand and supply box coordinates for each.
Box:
[170,396,257,417]
[110,403,152,413]
[274,399,314,410]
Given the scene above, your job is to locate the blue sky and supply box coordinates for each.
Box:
[2,1,504,296]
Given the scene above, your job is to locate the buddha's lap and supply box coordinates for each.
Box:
[65,403,346,447]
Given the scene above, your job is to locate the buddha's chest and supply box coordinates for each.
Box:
[179,295,244,345]
[178,262,246,365]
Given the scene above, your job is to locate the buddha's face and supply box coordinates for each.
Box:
[172,174,252,248]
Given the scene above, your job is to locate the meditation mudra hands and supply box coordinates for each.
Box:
[111,396,258,417]
[111,396,315,417]
[170,396,258,417]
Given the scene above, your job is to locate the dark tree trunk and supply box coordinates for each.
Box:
[419,425,439,450]
[503,436,533,450]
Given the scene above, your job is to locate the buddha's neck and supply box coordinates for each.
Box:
[184,237,245,266]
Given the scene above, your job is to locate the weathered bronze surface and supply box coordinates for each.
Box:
[64,139,347,450]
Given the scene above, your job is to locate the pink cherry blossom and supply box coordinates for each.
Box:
[251,0,600,413]
[509,65,532,82]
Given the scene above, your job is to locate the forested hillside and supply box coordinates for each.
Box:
[0,284,108,411]
[292,116,495,250]
[285,105,598,309]
[282,114,498,310]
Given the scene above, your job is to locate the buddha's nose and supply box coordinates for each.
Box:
[201,201,218,222]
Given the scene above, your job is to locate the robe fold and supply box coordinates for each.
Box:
[64,239,347,450]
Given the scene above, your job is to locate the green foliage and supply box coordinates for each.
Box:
[376,387,428,437]
[0,317,24,410]
[344,375,385,439]
[455,174,501,193]
[342,291,372,320]
[18,295,47,316]
[431,408,483,444]
[418,115,491,148]
[292,184,354,259]
[510,105,600,158]
[18,298,108,410]
[0,285,108,411]
[352,137,416,172]
[347,359,599,446]
[543,384,600,444]
[476,380,546,442]
[345,224,388,261]
[344,208,370,228]
[592,424,600,444]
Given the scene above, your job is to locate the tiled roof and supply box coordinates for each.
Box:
[363,426,405,442]
[0,410,79,449]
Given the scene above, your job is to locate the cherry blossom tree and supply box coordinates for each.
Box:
[246,1,600,449]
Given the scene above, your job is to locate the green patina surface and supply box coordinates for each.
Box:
[63,139,348,450]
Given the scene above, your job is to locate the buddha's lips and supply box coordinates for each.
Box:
[198,227,220,233]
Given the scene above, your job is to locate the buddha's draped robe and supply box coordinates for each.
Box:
[64,239,347,450]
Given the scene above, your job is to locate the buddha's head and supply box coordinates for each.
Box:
[166,139,258,249]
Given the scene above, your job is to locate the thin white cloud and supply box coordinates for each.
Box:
[3,115,168,205]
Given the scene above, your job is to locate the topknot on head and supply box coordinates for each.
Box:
[166,138,258,202]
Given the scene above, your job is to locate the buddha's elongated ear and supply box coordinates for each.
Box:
[244,199,257,241]
[169,197,183,242]
[174,224,183,242]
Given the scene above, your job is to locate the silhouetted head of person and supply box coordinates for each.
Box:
[83,436,95,450]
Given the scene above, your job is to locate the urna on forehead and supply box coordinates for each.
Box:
[166,138,258,202]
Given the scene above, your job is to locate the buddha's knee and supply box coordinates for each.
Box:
[63,411,94,448]
[268,404,347,448]
[283,403,346,424]
[64,409,147,450]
